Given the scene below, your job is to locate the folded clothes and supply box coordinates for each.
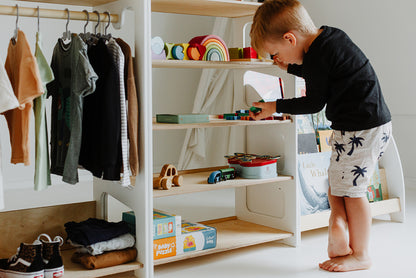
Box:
[71,247,137,270]
[65,218,130,246]
[70,233,135,255]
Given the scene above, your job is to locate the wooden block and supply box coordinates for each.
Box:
[229,47,243,59]
[243,47,257,59]
[172,45,184,60]
[164,43,175,60]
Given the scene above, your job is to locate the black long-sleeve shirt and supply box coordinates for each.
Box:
[276,26,391,131]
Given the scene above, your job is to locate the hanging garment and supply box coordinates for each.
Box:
[4,30,44,165]
[47,34,97,184]
[107,38,130,187]
[116,38,139,177]
[33,32,54,190]
[0,56,19,210]
[79,38,121,181]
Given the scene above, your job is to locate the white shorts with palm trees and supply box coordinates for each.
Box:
[328,121,392,198]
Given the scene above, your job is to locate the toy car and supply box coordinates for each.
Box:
[207,168,236,184]
[153,164,183,190]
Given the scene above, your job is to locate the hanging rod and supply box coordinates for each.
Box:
[0,4,119,23]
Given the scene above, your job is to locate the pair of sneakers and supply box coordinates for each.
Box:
[0,234,64,278]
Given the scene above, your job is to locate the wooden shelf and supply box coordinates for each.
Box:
[153,116,291,130]
[61,249,143,278]
[153,59,274,69]
[154,216,292,265]
[300,197,402,231]
[153,166,292,198]
[152,0,261,18]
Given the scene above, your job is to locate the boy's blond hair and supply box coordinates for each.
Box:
[250,0,316,57]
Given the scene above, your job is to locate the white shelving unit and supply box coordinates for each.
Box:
[0,1,405,278]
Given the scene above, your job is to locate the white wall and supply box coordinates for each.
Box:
[301,0,416,188]
[151,12,215,171]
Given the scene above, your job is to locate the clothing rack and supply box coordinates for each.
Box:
[0,4,118,23]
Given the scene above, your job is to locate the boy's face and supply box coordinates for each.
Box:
[263,32,304,64]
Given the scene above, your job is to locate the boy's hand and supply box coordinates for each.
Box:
[249,101,277,121]
[273,56,288,71]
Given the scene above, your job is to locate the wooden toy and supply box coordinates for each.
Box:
[153,164,183,190]
[151,36,166,60]
[164,43,175,60]
[243,47,257,59]
[207,168,236,184]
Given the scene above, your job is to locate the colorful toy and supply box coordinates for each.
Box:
[153,164,183,190]
[207,168,236,184]
[226,153,280,179]
[250,99,265,114]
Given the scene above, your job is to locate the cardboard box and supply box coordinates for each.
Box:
[153,236,176,260]
[122,209,181,240]
[176,221,217,255]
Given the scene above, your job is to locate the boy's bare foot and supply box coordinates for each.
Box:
[319,254,371,272]
[328,217,352,258]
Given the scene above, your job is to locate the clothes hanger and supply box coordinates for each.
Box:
[61,8,71,42]
[37,6,40,33]
[11,4,19,44]
[80,9,92,42]
[101,11,112,41]
[93,10,101,37]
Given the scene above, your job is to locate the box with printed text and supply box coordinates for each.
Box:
[176,221,217,255]
[122,209,181,240]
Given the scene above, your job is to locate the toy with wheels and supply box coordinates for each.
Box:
[153,164,183,190]
[207,168,236,184]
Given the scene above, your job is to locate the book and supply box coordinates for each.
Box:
[367,164,383,202]
[298,133,318,154]
[156,113,209,124]
[298,152,331,215]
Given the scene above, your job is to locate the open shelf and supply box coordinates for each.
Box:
[153,59,274,69]
[153,166,293,198]
[152,0,260,18]
[61,249,143,278]
[153,216,292,265]
[153,116,292,130]
[300,197,402,231]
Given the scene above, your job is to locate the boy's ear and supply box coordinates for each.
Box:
[283,32,297,46]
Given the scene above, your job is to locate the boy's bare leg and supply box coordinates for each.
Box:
[326,188,352,258]
[320,196,372,272]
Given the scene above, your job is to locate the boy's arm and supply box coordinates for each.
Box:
[287,64,303,77]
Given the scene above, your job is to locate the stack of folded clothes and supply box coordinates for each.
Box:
[65,218,137,269]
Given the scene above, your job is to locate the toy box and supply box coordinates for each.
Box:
[153,236,176,260]
[122,209,181,240]
[176,221,217,255]
[228,158,277,179]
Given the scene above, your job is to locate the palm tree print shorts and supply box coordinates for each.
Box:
[328,121,392,198]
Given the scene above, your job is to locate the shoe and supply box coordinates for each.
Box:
[37,234,64,278]
[0,240,44,278]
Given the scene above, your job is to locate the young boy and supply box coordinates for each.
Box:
[249,0,392,272]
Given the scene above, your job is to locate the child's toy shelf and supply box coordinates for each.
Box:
[153,116,292,130]
[153,166,293,198]
[153,60,274,69]
[153,216,292,265]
